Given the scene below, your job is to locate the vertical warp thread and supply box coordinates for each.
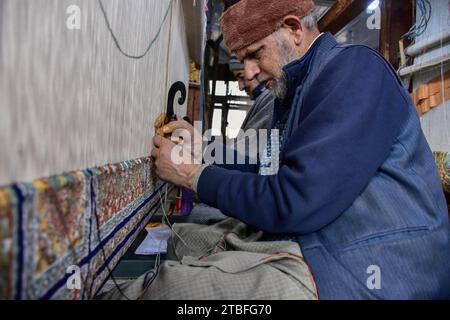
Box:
[0,0,189,185]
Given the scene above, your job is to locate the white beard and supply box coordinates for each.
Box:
[271,32,298,100]
[272,73,288,100]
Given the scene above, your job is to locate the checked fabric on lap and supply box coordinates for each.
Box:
[434,152,450,194]
[433,152,450,216]
[98,218,318,300]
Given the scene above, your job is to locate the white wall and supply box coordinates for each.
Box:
[0,0,190,185]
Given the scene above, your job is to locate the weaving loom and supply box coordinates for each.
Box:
[0,80,188,299]
[0,0,202,299]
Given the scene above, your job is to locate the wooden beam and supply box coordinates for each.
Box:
[379,0,414,70]
[318,0,371,34]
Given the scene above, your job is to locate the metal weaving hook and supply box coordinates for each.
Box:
[166,81,187,121]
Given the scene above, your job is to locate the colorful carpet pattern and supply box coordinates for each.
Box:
[0,157,167,300]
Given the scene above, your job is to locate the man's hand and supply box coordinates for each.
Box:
[157,119,194,137]
[154,113,170,137]
[151,128,201,190]
[156,119,203,160]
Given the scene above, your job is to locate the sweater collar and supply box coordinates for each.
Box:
[252,84,266,100]
[279,32,333,106]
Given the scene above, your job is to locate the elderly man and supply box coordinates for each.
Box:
[152,0,450,299]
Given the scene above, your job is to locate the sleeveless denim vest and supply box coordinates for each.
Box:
[280,36,450,299]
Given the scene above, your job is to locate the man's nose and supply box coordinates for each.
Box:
[244,60,260,81]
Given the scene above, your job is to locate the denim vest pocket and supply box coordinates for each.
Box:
[337,226,430,252]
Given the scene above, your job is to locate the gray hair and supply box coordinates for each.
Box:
[301,8,320,30]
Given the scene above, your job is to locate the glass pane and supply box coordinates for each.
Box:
[211,108,222,136]
[226,110,247,139]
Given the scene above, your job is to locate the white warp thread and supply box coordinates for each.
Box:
[0,0,190,185]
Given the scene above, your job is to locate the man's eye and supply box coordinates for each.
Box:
[251,51,261,59]
[248,48,262,60]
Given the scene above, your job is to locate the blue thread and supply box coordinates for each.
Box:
[11,184,25,300]
[92,200,161,297]
[83,169,95,299]
[98,0,173,60]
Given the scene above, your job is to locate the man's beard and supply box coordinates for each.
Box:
[270,34,299,100]
[272,73,288,100]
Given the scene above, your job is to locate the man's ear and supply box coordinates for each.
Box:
[281,15,304,45]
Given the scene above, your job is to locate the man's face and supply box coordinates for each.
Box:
[233,69,259,99]
[236,28,298,100]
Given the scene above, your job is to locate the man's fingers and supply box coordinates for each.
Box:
[153,134,176,149]
[153,134,163,148]
[154,113,168,129]
[151,147,158,159]
[161,120,192,135]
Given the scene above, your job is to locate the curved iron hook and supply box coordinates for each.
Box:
[166,81,187,120]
